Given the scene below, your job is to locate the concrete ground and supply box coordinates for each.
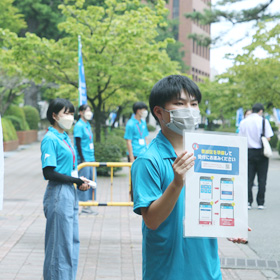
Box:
[0,137,279,279]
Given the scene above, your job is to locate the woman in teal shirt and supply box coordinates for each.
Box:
[74,104,96,214]
[41,98,90,279]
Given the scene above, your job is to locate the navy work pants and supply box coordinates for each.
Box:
[248,149,269,206]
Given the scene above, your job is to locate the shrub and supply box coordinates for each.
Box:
[4,105,29,131]
[23,106,40,130]
[94,127,127,176]
[1,117,18,141]
[106,134,127,157]
[4,115,30,131]
[94,141,123,176]
[109,127,125,138]
[277,140,280,155]
[270,134,278,149]
[147,124,156,132]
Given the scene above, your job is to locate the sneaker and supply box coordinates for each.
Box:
[248,203,252,210]
[81,206,93,214]
[258,205,265,210]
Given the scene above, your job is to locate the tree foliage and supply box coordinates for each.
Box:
[185,0,280,46]
[0,0,26,33]
[0,0,180,141]
[198,22,280,126]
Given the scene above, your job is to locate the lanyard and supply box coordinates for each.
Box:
[63,140,75,170]
[85,126,92,141]
[136,123,143,138]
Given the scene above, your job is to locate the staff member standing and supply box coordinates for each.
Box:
[74,104,96,214]
[124,102,149,163]
[239,103,273,210]
[41,98,90,280]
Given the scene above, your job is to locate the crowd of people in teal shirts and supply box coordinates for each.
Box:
[40,75,249,280]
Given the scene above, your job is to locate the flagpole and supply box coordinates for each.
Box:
[78,35,87,106]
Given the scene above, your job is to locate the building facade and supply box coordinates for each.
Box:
[165,0,211,82]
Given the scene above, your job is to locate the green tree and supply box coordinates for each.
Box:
[0,0,180,142]
[13,0,65,40]
[0,0,26,33]
[156,18,187,72]
[218,22,280,109]
[185,0,280,46]
[0,72,30,115]
[198,22,280,128]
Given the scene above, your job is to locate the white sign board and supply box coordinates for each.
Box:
[0,116,4,211]
[184,132,248,239]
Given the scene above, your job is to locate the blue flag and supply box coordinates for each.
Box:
[235,107,243,127]
[78,36,87,105]
[273,108,280,124]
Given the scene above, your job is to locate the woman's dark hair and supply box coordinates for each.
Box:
[47,98,75,125]
[149,75,202,122]
[133,102,148,114]
[77,104,91,119]
[78,104,91,112]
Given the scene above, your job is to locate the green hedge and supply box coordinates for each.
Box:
[4,115,30,131]
[94,133,127,176]
[1,117,18,141]
[23,106,40,130]
[277,140,280,155]
[4,105,29,131]
[147,124,156,132]
[270,134,278,149]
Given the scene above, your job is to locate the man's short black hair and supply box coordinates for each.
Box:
[252,103,264,113]
[47,98,75,125]
[133,102,148,114]
[149,75,202,122]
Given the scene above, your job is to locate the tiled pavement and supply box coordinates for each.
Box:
[1,141,279,279]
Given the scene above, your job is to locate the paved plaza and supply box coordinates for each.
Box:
[0,135,280,279]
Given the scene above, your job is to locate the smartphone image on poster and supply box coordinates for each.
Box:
[199,202,212,225]
[220,178,234,200]
[220,203,234,226]
[199,176,213,200]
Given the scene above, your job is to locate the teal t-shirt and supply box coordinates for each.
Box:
[41,126,77,177]
[73,119,95,163]
[124,115,149,157]
[132,131,222,280]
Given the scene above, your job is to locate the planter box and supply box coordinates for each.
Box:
[3,139,19,152]
[16,130,38,145]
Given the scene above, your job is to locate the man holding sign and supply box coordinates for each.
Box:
[132,75,247,280]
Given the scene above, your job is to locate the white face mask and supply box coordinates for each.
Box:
[163,107,200,135]
[57,115,74,130]
[141,110,148,119]
[84,111,93,121]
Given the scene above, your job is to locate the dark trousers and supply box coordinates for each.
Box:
[248,149,269,206]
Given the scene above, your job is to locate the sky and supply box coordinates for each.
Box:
[210,0,280,75]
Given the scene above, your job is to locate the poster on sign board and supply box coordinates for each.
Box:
[183,132,248,239]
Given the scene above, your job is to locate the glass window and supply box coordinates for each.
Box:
[173,0,180,19]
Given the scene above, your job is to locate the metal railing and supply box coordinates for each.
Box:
[77,162,133,207]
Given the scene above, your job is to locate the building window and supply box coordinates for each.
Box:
[173,0,179,19]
